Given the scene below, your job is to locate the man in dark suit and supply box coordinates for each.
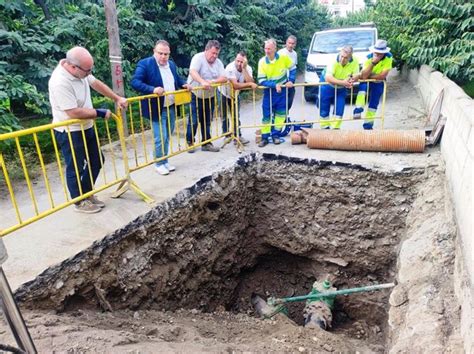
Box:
[131,40,190,175]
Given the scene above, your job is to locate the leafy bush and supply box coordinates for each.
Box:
[328,0,473,89]
[374,0,473,85]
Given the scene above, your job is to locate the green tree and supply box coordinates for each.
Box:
[0,0,332,134]
[374,0,473,85]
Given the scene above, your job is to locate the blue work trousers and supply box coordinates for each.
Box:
[319,84,347,119]
[358,82,385,111]
[262,88,288,139]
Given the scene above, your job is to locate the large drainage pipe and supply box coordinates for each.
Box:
[291,129,425,153]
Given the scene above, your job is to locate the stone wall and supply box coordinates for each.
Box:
[407,65,473,353]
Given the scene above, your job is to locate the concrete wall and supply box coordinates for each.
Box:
[407,65,473,353]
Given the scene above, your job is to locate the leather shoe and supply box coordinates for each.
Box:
[201,143,220,152]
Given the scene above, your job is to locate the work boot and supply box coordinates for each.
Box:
[74,199,101,214]
[201,143,220,152]
[363,122,374,130]
[258,139,268,148]
[272,137,281,145]
[353,107,364,119]
[88,195,105,208]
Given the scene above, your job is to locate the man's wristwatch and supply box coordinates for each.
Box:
[95,109,108,118]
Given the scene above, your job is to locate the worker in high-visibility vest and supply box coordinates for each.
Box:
[353,39,393,130]
[319,46,360,130]
[257,38,294,147]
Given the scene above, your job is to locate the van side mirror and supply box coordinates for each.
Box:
[302,48,308,58]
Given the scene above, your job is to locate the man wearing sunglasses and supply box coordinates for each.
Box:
[49,46,127,214]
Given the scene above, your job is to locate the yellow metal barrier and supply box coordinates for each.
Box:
[118,83,236,172]
[237,80,387,133]
[0,83,238,235]
[0,80,388,237]
[0,114,128,236]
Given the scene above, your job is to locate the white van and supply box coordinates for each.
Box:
[303,24,378,102]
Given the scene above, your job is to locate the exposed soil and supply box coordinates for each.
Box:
[0,72,463,352]
[3,154,454,352]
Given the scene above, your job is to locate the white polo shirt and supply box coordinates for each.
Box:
[187,52,225,99]
[49,60,96,132]
[219,61,253,98]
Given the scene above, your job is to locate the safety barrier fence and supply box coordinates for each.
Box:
[237,79,387,132]
[0,115,129,236]
[122,84,233,174]
[0,80,386,236]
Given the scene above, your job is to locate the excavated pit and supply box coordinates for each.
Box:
[16,154,424,348]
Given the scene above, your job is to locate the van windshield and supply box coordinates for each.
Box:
[311,30,375,53]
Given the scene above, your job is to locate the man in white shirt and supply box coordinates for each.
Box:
[218,51,257,145]
[277,35,298,110]
[49,46,127,213]
[131,40,190,175]
[186,40,227,152]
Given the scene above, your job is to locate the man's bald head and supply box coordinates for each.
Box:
[66,46,94,70]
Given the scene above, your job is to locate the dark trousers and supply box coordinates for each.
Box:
[55,128,104,199]
[186,93,215,145]
[220,93,242,136]
[287,86,296,111]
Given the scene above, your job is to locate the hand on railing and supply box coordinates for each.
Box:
[153,87,165,96]
[248,82,258,90]
[341,78,354,89]
[200,80,213,90]
[115,96,128,110]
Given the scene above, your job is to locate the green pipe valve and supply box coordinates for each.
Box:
[267,282,395,306]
